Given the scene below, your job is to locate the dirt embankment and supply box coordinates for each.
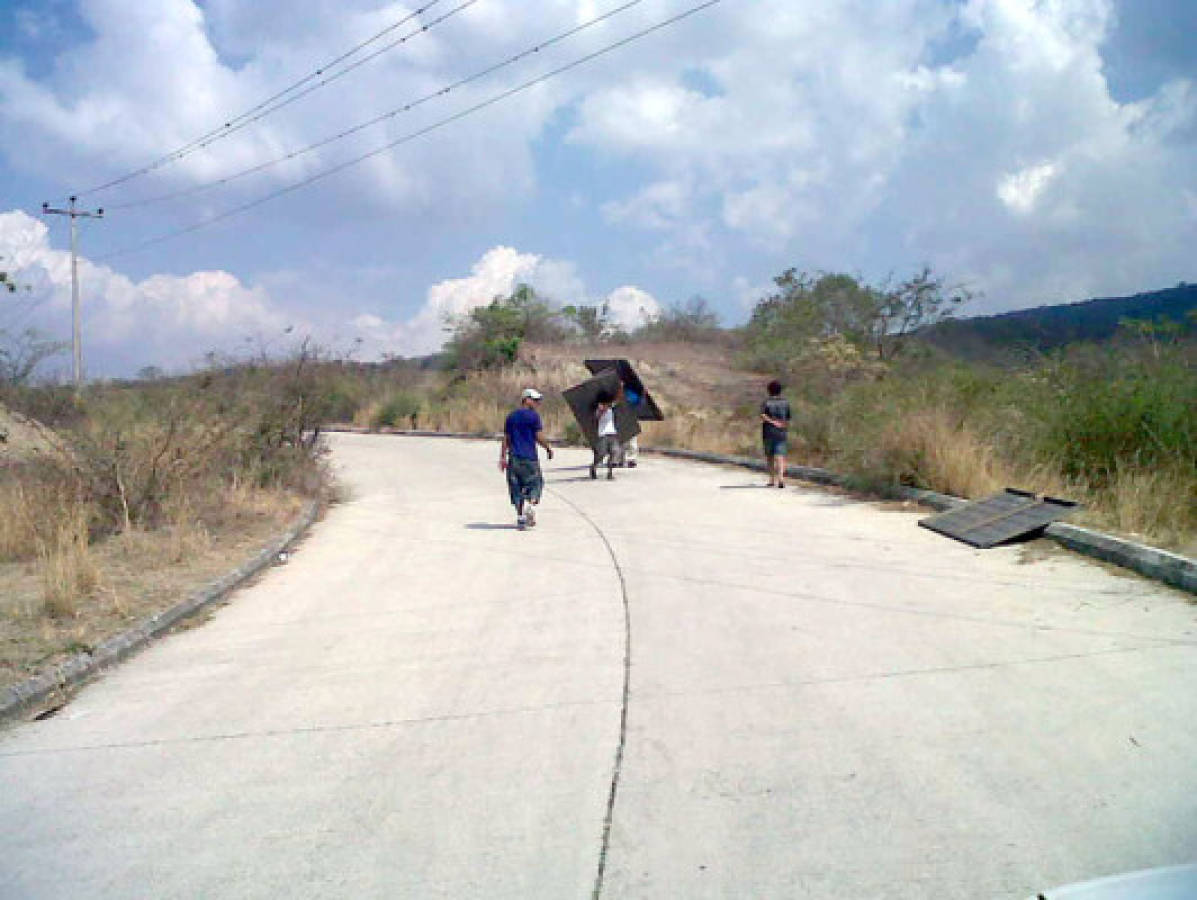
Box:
[522,341,768,413]
[0,403,71,468]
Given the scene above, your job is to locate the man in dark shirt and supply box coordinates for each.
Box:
[500,388,554,529]
[760,379,792,488]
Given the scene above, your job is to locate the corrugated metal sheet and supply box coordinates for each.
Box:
[563,370,641,446]
[919,488,1078,549]
[584,358,665,421]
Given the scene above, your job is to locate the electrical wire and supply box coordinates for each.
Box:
[97,0,723,264]
[80,0,462,197]
[108,0,647,211]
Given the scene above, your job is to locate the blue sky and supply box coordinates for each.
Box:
[0,0,1194,377]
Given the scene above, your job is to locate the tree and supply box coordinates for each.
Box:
[561,303,610,342]
[872,266,970,360]
[0,327,68,385]
[743,266,969,368]
[631,296,721,342]
[443,284,566,370]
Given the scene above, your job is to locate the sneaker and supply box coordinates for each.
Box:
[777,482,785,489]
[516,512,526,530]
[524,504,536,527]
[589,465,597,480]
[627,460,637,468]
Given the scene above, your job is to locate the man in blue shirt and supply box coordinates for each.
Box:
[500,387,554,529]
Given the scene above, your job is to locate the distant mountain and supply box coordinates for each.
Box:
[921,283,1197,359]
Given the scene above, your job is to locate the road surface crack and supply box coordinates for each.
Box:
[549,488,632,900]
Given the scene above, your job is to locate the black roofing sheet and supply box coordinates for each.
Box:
[563,371,641,446]
[584,358,665,421]
[919,488,1079,549]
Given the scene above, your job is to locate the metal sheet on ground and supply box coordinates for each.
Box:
[919,488,1078,548]
[584,358,665,421]
[562,371,640,446]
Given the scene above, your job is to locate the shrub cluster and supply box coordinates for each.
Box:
[1,350,335,616]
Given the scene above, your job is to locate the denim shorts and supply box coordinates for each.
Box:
[763,437,787,457]
[506,456,543,507]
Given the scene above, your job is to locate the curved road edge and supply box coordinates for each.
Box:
[1,499,323,725]
[328,427,1197,596]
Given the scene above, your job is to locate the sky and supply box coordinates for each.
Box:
[0,0,1194,377]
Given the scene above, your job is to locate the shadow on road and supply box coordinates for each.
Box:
[465,522,520,531]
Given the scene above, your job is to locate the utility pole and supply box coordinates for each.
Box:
[42,196,103,389]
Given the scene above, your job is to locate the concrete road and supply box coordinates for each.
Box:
[2,433,1195,899]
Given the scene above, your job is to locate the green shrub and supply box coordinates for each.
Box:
[371,392,422,429]
[1034,349,1196,485]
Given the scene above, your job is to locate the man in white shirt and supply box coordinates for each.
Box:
[590,392,619,480]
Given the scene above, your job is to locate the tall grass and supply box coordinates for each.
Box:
[36,504,98,618]
[2,350,331,619]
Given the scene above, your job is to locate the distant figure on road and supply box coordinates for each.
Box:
[760,379,792,488]
[500,388,554,529]
[591,391,619,480]
[617,385,641,468]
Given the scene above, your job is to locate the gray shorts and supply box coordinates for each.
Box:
[593,434,620,465]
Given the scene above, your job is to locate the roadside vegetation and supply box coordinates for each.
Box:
[318,274,1196,555]
[2,268,1193,690]
[0,344,331,689]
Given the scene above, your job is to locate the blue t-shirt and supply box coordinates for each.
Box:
[504,407,543,460]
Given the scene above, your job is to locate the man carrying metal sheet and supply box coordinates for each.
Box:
[590,391,620,480]
[500,388,554,529]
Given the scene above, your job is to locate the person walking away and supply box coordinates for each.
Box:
[591,392,619,480]
[760,379,792,488]
[500,388,554,528]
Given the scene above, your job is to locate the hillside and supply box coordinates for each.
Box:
[922,283,1197,359]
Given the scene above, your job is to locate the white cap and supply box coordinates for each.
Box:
[521,387,543,400]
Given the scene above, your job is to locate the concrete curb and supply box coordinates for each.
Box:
[329,428,1195,595]
[1,499,323,724]
[644,448,1196,594]
[1044,522,1197,595]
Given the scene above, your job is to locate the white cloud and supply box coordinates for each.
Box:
[348,245,660,357]
[1,217,662,373]
[604,285,659,331]
[0,0,563,217]
[0,210,297,374]
[997,162,1059,213]
[566,0,1197,308]
[2,0,1193,329]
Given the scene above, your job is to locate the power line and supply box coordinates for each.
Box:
[98,0,723,264]
[108,0,647,211]
[81,0,469,197]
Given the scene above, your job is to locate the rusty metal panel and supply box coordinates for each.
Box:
[584,358,664,421]
[919,489,1079,549]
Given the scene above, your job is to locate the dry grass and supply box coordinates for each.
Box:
[832,408,1011,499]
[1,485,304,691]
[35,506,99,619]
[340,341,1195,556]
[1075,464,1197,556]
[645,408,756,457]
